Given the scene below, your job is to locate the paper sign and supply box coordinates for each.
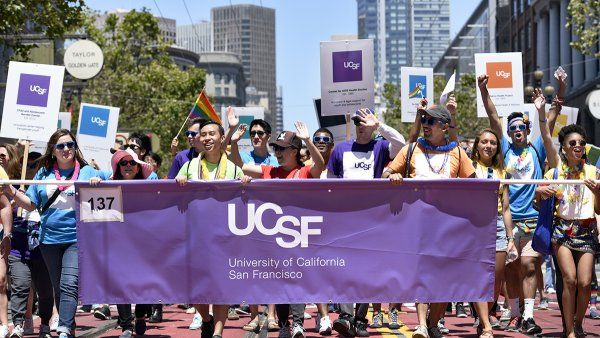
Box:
[79,186,123,222]
[221,106,265,153]
[314,99,356,144]
[400,67,434,123]
[440,71,456,105]
[76,103,120,171]
[0,61,65,142]
[475,52,524,117]
[58,112,72,130]
[320,40,375,116]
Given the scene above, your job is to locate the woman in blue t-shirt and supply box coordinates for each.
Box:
[3,129,103,338]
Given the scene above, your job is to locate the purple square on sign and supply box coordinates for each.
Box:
[332,50,362,83]
[16,73,51,107]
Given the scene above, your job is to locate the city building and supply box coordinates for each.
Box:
[96,9,176,43]
[167,46,199,71]
[357,0,450,85]
[275,86,284,134]
[434,0,497,79]
[176,21,212,54]
[197,52,247,112]
[211,4,276,126]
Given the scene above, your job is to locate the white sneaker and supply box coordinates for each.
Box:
[303,312,312,319]
[546,287,556,294]
[292,323,305,338]
[50,316,59,331]
[119,329,133,338]
[0,325,9,338]
[185,307,196,314]
[23,317,34,335]
[413,325,429,338]
[319,316,332,335]
[9,324,23,338]
[188,312,203,330]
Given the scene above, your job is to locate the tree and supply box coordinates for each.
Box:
[0,0,86,61]
[382,73,487,140]
[78,9,205,176]
[567,0,600,58]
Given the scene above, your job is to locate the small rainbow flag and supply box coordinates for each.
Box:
[188,90,221,124]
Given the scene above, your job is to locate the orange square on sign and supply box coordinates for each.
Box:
[486,62,513,88]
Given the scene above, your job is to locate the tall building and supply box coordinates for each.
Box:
[357,0,450,85]
[96,9,176,43]
[211,4,276,126]
[198,52,247,113]
[275,86,284,134]
[177,21,212,54]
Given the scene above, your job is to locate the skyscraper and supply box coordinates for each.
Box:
[212,4,276,126]
[357,0,450,85]
[177,21,212,53]
[275,86,284,134]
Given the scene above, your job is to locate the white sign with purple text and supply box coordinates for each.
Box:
[320,39,374,116]
[400,67,434,123]
[1,61,65,142]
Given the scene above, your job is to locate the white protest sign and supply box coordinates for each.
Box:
[221,106,265,153]
[440,71,456,105]
[475,52,524,117]
[28,112,73,154]
[320,39,374,116]
[76,103,120,171]
[79,186,124,223]
[400,67,434,123]
[0,61,65,142]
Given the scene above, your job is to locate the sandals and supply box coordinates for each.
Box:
[479,330,494,338]
[267,318,280,332]
[242,320,260,333]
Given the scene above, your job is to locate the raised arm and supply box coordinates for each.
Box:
[533,88,559,168]
[228,124,248,168]
[358,110,405,157]
[407,98,427,143]
[547,70,567,134]
[295,121,324,178]
[477,75,502,138]
[445,94,459,143]
[222,106,239,151]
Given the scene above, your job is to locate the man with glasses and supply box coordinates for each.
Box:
[477,75,560,335]
[382,103,475,338]
[328,108,405,337]
[168,118,207,179]
[242,119,278,166]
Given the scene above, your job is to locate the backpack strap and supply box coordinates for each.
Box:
[404,142,416,178]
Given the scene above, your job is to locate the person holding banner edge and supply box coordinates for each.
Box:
[2,129,108,338]
[0,166,11,338]
[477,74,561,335]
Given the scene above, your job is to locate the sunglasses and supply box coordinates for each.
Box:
[54,141,77,150]
[508,124,527,132]
[119,159,137,166]
[420,116,445,126]
[185,131,198,138]
[124,144,141,151]
[272,144,290,152]
[487,167,494,179]
[568,140,586,147]
[313,136,332,143]
[250,131,266,137]
[0,154,6,159]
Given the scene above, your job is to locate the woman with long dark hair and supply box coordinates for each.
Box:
[2,129,104,338]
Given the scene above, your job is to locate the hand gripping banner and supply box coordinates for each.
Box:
[76,179,498,305]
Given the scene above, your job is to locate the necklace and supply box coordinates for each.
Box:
[423,147,449,175]
[198,151,228,180]
[53,161,80,191]
[417,137,458,152]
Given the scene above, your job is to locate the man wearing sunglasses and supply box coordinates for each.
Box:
[478,75,561,335]
[168,118,207,179]
[327,108,405,337]
[238,119,279,166]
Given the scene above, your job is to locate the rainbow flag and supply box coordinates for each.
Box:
[188,90,221,124]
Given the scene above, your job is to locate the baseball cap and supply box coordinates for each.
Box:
[269,131,302,149]
[419,105,451,123]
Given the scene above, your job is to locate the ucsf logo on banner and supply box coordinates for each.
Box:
[0,61,65,142]
[320,39,374,117]
[76,103,120,171]
[475,52,524,118]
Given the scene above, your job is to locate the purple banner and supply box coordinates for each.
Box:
[76,179,498,305]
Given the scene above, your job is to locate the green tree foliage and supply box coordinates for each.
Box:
[79,9,205,175]
[0,0,86,61]
[382,73,488,140]
[567,0,600,58]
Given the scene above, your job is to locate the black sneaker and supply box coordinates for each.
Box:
[456,303,467,318]
[200,315,215,338]
[332,314,354,337]
[277,325,292,338]
[149,306,163,323]
[134,319,146,335]
[520,317,542,335]
[93,305,111,320]
[354,319,370,337]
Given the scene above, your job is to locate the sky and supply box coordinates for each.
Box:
[84,0,480,132]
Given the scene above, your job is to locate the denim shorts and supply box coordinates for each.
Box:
[496,215,507,252]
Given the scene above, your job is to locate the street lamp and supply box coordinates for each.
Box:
[534,69,544,88]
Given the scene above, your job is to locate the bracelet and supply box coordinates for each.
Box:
[539,119,547,122]
[449,125,456,129]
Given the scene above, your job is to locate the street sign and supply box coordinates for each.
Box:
[587,89,600,120]
[63,40,104,80]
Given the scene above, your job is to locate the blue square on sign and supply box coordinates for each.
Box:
[79,106,110,138]
[239,115,254,139]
